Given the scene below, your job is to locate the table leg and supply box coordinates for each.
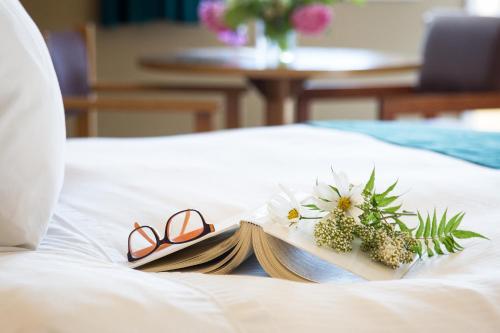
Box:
[250,79,304,126]
[224,91,241,129]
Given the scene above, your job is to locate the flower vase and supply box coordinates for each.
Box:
[255,21,297,65]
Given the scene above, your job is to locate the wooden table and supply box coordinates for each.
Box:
[139,47,419,126]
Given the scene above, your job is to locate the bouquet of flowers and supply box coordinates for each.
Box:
[267,168,487,269]
[198,0,364,51]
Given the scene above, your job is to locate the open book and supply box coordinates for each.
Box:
[129,207,418,282]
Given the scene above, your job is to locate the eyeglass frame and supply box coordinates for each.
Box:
[127,209,214,262]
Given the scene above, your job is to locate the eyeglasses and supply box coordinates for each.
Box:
[127,209,214,262]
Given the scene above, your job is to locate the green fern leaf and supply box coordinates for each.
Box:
[364,168,375,194]
[453,230,489,240]
[437,209,447,238]
[445,212,462,234]
[431,209,437,238]
[443,236,463,253]
[424,213,431,238]
[442,237,454,253]
[415,212,425,238]
[425,239,434,257]
[451,213,465,232]
[394,218,410,233]
[451,237,464,251]
[433,239,444,255]
[378,180,398,198]
[376,196,398,207]
[383,204,402,214]
[413,241,423,258]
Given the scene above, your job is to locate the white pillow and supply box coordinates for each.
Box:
[0,0,65,250]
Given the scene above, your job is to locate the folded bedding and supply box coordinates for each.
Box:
[1,125,500,332]
[310,120,500,169]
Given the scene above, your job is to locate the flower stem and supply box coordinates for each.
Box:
[299,216,322,220]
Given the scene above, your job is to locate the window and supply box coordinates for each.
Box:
[466,0,500,16]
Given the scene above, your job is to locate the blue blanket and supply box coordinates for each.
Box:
[309,121,500,169]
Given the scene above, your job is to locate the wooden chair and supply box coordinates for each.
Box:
[296,16,500,121]
[45,24,245,136]
[84,23,247,130]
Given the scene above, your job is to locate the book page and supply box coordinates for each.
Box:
[139,229,239,272]
[251,223,309,282]
[208,222,254,274]
[265,234,363,283]
[246,206,418,281]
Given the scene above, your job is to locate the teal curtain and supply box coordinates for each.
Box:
[101,0,201,26]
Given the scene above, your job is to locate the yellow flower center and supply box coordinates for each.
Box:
[337,197,352,211]
[288,208,299,220]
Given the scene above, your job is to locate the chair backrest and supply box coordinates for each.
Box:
[45,24,96,97]
[418,16,500,92]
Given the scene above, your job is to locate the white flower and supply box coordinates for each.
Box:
[313,170,364,222]
[267,184,302,227]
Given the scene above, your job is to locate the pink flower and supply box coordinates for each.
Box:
[217,28,248,46]
[198,0,227,33]
[198,1,248,46]
[291,4,333,36]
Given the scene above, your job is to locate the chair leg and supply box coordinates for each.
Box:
[195,112,213,132]
[379,98,397,120]
[295,96,310,123]
[75,112,91,137]
[422,111,440,119]
[224,91,241,129]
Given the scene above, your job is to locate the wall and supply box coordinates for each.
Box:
[21,0,463,137]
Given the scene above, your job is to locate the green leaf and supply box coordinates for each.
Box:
[425,240,434,257]
[437,209,447,238]
[415,212,425,238]
[224,6,254,29]
[383,204,402,214]
[451,212,465,232]
[377,196,398,207]
[431,209,437,238]
[433,239,444,255]
[416,241,423,258]
[445,212,462,234]
[411,241,423,258]
[378,180,398,198]
[328,185,341,197]
[394,218,410,233]
[450,237,464,251]
[303,204,320,211]
[364,168,375,194]
[424,213,431,238]
[442,237,454,253]
[453,230,489,240]
[443,236,463,253]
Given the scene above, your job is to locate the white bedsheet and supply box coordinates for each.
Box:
[1,125,500,332]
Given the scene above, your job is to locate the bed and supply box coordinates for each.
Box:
[1,124,500,332]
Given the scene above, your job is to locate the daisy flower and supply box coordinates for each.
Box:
[313,170,364,222]
[267,184,302,227]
